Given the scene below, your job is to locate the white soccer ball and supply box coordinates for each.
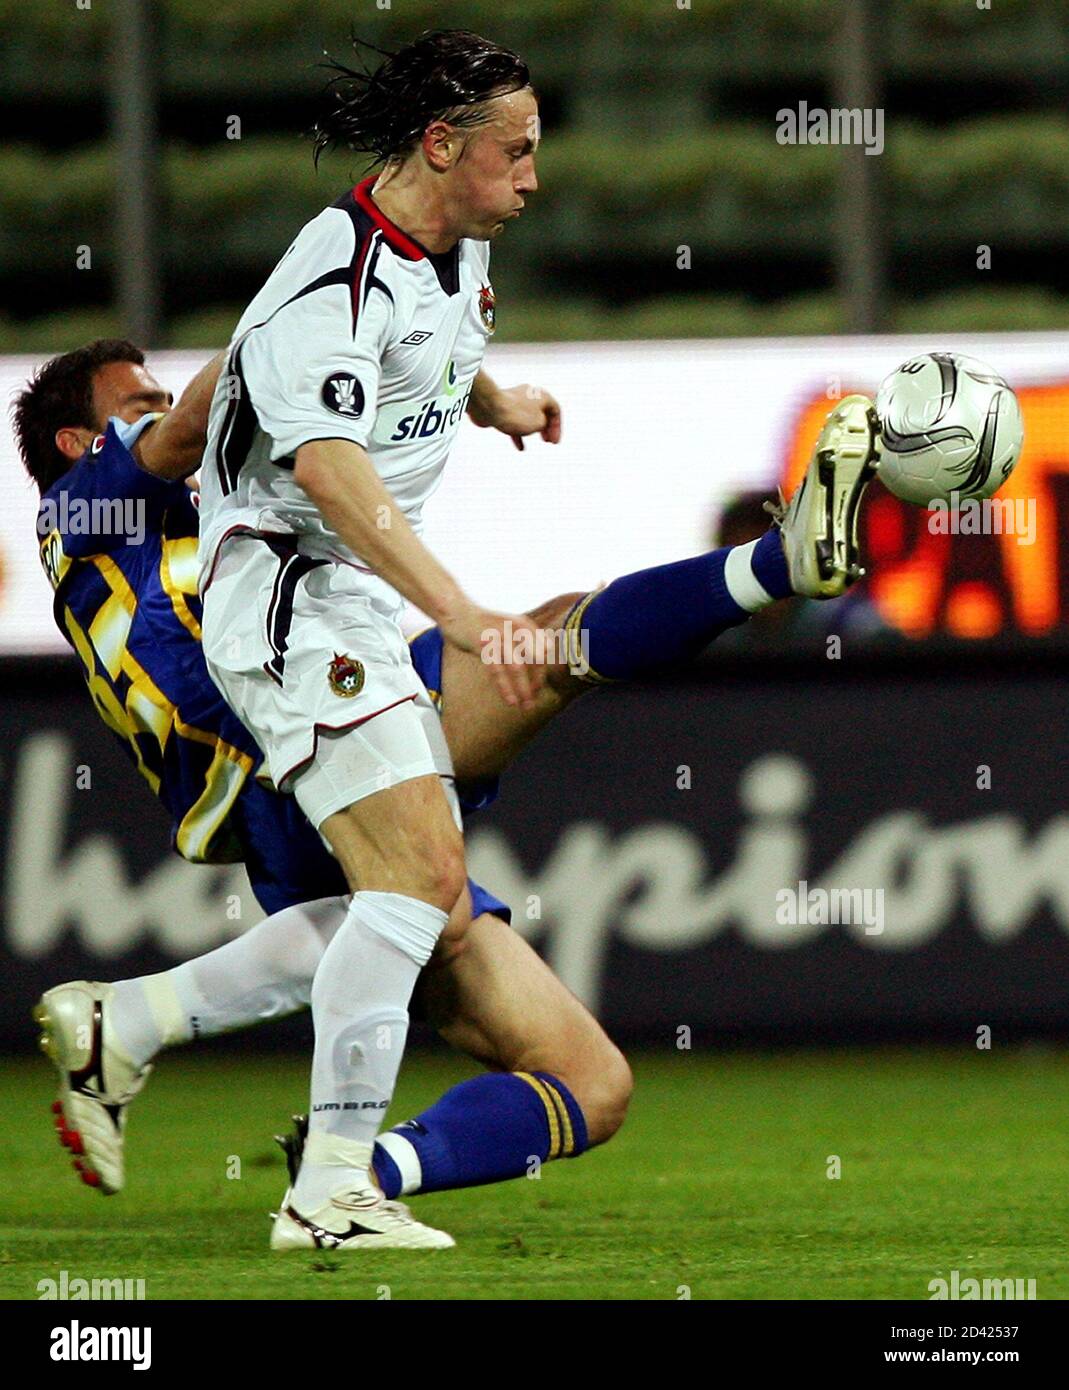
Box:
[874,352,1024,506]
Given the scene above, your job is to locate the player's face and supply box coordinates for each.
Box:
[55,360,173,463]
[91,361,173,431]
[450,87,539,240]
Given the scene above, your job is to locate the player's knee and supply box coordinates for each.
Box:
[433,831,468,910]
[525,591,586,630]
[382,811,466,913]
[415,841,466,915]
[544,1029,632,1148]
[577,1041,633,1147]
[525,591,591,696]
[431,890,476,967]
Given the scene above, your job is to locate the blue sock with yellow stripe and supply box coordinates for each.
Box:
[564,529,792,682]
[372,1071,588,1197]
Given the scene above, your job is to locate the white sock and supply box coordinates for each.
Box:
[293,890,447,1210]
[724,538,776,612]
[289,1132,376,1211]
[109,895,348,1068]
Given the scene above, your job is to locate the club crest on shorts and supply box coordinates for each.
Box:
[328,652,365,698]
[478,284,496,333]
[321,372,365,418]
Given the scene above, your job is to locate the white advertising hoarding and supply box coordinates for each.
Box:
[2,332,1067,654]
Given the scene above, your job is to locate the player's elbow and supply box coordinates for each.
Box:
[135,413,201,481]
[293,440,349,505]
[293,443,324,498]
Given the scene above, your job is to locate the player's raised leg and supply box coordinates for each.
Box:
[440,393,881,785]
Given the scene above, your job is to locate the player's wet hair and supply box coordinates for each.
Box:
[12,338,144,492]
[312,28,531,168]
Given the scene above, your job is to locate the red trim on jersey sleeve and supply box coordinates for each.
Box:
[354,176,426,262]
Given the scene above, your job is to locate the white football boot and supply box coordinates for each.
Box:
[766,393,881,599]
[270,1121,454,1251]
[33,981,150,1195]
[270,1188,456,1252]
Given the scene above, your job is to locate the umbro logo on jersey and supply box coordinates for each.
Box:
[321,372,365,418]
[400,330,433,346]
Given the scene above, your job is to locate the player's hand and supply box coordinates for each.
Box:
[471,384,561,452]
[439,606,546,709]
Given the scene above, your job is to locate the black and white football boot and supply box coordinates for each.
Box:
[269,1120,454,1252]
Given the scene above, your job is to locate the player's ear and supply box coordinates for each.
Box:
[55,426,93,462]
[422,120,458,173]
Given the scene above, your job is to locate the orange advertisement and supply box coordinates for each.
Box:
[782,384,1069,640]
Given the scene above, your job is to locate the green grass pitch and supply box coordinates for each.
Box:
[1,1046,1067,1300]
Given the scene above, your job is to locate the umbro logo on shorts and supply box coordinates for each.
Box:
[321,372,365,418]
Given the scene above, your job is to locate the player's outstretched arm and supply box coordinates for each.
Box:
[294,437,545,709]
[467,368,561,451]
[132,350,226,481]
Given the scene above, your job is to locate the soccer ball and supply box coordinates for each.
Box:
[874,352,1024,506]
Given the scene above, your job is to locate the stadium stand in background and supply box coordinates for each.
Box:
[2,0,1069,349]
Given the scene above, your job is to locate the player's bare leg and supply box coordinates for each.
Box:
[416,911,633,1148]
[441,592,588,787]
[442,396,879,787]
[320,773,466,907]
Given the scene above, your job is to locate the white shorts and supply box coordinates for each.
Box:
[201,533,456,829]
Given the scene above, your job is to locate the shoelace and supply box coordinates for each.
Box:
[762,488,787,526]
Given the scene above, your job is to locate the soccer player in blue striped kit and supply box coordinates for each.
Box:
[19,32,880,1252]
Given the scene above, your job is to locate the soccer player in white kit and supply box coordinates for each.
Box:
[197,31,558,1250]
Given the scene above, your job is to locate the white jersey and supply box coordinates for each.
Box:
[197,175,495,600]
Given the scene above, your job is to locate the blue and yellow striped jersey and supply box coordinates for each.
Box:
[37,416,262,864]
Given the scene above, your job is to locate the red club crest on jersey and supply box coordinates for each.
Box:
[328,652,365,698]
[478,284,496,333]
